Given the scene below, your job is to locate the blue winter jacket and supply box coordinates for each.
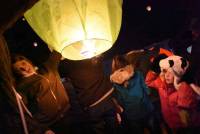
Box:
[113,71,153,120]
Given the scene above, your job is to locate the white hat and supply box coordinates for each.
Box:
[159,55,189,78]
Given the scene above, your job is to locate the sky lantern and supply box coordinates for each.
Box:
[24,0,123,60]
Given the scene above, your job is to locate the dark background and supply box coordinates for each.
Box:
[3,0,200,65]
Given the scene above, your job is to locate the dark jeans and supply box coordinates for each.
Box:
[85,96,118,134]
[121,113,157,134]
[62,79,89,134]
[50,111,71,134]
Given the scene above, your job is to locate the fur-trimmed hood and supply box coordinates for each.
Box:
[110,64,134,84]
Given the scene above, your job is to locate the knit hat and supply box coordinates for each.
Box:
[159,55,189,89]
[159,55,189,78]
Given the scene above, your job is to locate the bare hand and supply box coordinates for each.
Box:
[174,76,181,90]
[116,113,122,124]
[44,130,55,134]
[179,110,189,127]
[159,71,165,82]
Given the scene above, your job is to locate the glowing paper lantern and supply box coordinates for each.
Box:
[24,0,123,60]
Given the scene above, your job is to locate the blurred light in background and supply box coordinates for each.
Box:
[146,5,152,12]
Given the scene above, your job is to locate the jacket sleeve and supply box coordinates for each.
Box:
[26,78,54,126]
[112,88,124,106]
[139,71,151,95]
[145,71,162,90]
[169,82,197,109]
[177,82,197,109]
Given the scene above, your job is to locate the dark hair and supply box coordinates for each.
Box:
[11,54,34,66]
[112,55,129,73]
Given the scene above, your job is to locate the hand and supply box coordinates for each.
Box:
[61,56,65,60]
[159,71,165,82]
[116,113,122,125]
[179,110,189,127]
[47,45,54,52]
[190,83,200,95]
[116,104,124,113]
[174,76,181,90]
[44,130,55,134]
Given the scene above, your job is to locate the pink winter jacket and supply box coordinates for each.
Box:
[145,71,200,128]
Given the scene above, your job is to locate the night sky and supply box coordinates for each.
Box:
[3,0,200,65]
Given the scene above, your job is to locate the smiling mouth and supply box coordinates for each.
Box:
[19,67,26,72]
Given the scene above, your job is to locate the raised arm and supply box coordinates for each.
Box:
[43,50,62,70]
[139,71,151,95]
[145,70,163,90]
[169,82,197,109]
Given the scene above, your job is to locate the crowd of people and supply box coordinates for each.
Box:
[2,38,200,134]
[0,14,200,134]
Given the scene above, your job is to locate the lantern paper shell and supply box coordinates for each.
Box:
[24,0,123,60]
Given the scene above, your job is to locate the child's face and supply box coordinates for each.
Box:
[13,60,35,77]
[164,69,174,84]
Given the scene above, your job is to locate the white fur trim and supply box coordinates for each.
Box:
[110,65,134,84]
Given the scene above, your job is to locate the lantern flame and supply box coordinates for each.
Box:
[24,0,123,60]
[81,40,96,58]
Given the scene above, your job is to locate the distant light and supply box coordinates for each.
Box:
[22,18,26,21]
[146,5,152,12]
[33,42,38,47]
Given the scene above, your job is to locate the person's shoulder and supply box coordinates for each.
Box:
[179,82,192,90]
[113,83,125,90]
[24,74,49,87]
[16,74,42,90]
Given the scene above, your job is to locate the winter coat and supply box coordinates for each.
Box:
[17,51,70,126]
[0,35,46,134]
[59,57,113,107]
[145,71,200,128]
[113,71,153,120]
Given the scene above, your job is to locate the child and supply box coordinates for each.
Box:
[146,55,200,133]
[110,55,154,134]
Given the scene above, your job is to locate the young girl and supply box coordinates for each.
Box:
[110,55,154,134]
[146,55,200,134]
